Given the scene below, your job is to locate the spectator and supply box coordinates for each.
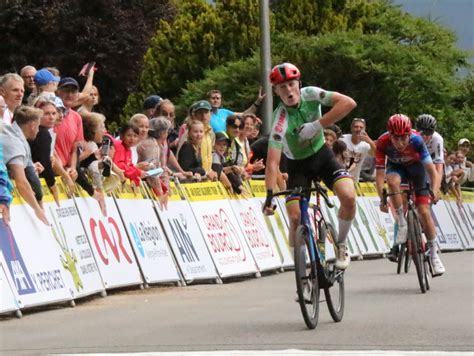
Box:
[137,116,169,195]
[457,138,473,183]
[143,95,162,119]
[129,113,150,165]
[211,132,246,194]
[250,134,288,182]
[54,77,85,192]
[177,120,208,181]
[29,96,65,204]
[0,121,12,224]
[113,124,144,186]
[75,64,99,112]
[178,100,217,180]
[20,65,36,104]
[77,85,99,113]
[0,96,6,121]
[0,73,24,125]
[208,88,265,133]
[248,119,262,145]
[27,68,60,106]
[327,124,342,139]
[224,115,248,189]
[359,155,376,182]
[324,128,337,148]
[341,118,376,182]
[0,106,48,224]
[238,113,265,176]
[155,99,179,154]
[445,152,463,204]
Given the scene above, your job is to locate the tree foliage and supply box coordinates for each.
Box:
[0,0,173,122]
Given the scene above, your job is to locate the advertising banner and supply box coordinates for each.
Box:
[228,191,282,272]
[358,183,392,252]
[3,201,73,308]
[443,199,474,249]
[0,253,21,315]
[181,182,258,278]
[43,180,105,298]
[152,182,218,282]
[430,200,463,250]
[114,183,180,284]
[249,180,293,268]
[74,189,143,289]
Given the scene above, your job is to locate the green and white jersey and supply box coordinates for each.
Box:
[268,86,334,160]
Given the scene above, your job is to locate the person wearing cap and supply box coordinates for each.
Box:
[0,106,49,225]
[208,88,266,134]
[457,138,473,184]
[177,100,218,181]
[54,77,86,191]
[212,132,237,192]
[0,73,24,125]
[20,65,37,104]
[27,68,60,106]
[143,95,162,119]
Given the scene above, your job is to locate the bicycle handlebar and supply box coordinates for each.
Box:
[272,181,335,209]
[381,187,435,206]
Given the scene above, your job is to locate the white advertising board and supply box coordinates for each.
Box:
[3,203,73,308]
[154,183,218,282]
[181,182,258,279]
[0,252,21,315]
[443,200,474,249]
[43,182,105,299]
[229,196,282,272]
[114,185,180,284]
[430,201,463,250]
[74,193,143,289]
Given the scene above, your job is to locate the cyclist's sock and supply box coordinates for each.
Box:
[396,207,406,225]
[337,217,353,245]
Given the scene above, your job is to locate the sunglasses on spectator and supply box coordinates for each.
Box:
[228,122,242,129]
[210,96,221,100]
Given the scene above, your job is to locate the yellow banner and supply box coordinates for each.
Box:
[462,190,474,203]
[181,181,227,201]
[358,183,378,197]
[248,179,266,197]
[114,181,147,200]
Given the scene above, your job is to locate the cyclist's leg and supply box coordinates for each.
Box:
[319,146,354,269]
[408,163,445,276]
[386,163,408,244]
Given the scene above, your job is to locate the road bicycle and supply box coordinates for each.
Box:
[272,182,344,329]
[382,186,432,293]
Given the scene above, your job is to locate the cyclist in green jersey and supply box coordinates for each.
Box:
[263,63,357,269]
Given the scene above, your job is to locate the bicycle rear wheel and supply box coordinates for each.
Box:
[397,243,405,274]
[323,223,345,322]
[404,247,412,273]
[407,210,427,293]
[294,225,319,329]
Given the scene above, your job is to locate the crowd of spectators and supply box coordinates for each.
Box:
[0,64,472,226]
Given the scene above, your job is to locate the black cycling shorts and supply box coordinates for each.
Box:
[286,144,352,194]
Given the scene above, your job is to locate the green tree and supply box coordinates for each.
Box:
[122,0,261,120]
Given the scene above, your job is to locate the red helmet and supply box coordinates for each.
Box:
[269,63,301,85]
[387,114,412,135]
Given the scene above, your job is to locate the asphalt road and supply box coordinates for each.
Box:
[0,251,473,355]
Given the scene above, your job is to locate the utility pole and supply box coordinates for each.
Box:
[259,0,273,135]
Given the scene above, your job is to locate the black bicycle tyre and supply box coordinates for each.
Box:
[294,225,319,329]
[397,244,405,274]
[323,223,345,322]
[404,248,412,274]
[407,210,427,293]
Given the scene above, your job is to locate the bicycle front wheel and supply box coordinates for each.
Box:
[407,210,427,293]
[323,223,345,322]
[294,225,319,329]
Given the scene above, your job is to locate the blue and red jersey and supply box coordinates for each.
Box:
[375,131,432,169]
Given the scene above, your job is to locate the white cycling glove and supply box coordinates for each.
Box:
[298,120,323,141]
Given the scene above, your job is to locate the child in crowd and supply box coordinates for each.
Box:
[113,124,144,186]
[211,132,235,191]
[324,128,337,148]
[177,120,208,181]
[129,113,149,165]
[445,151,466,205]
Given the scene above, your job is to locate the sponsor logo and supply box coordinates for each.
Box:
[274,108,286,134]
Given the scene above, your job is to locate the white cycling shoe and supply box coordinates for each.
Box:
[335,244,350,270]
[429,253,446,277]
[394,222,408,245]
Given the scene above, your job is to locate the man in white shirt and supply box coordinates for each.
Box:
[341,118,376,182]
[0,73,25,125]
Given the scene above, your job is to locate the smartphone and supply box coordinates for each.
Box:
[79,62,96,76]
[101,137,111,156]
[144,167,164,178]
